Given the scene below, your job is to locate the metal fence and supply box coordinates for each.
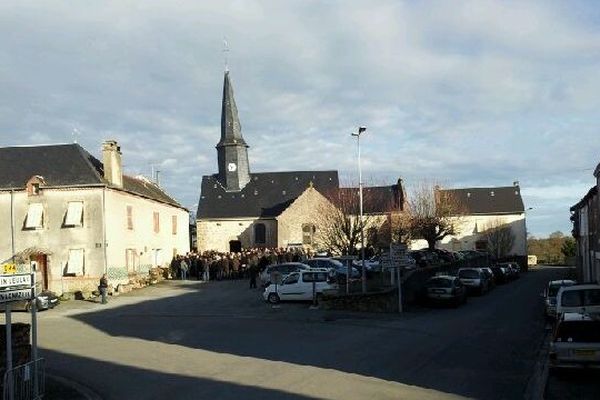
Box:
[2,358,45,400]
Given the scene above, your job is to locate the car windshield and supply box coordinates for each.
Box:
[427,278,452,288]
[459,270,479,279]
[562,289,600,307]
[555,321,600,342]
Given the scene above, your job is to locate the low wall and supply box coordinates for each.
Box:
[322,288,399,313]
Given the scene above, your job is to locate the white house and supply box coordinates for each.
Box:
[411,184,528,267]
[0,140,189,294]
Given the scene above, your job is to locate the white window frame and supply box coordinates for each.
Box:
[65,201,84,227]
[25,203,44,229]
[66,248,85,276]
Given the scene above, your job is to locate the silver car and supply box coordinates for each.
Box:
[549,312,600,370]
[544,280,576,318]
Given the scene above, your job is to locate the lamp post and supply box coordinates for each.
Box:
[351,126,367,293]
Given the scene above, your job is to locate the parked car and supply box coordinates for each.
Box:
[457,268,490,295]
[556,284,600,315]
[0,290,59,312]
[425,275,467,307]
[549,312,600,370]
[481,267,496,289]
[263,270,337,304]
[306,258,360,279]
[496,262,519,280]
[544,280,577,319]
[259,262,311,286]
[490,265,509,284]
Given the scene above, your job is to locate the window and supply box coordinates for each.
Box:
[126,249,136,272]
[65,201,84,227]
[283,273,299,285]
[254,223,266,244]
[153,249,163,266]
[172,215,177,235]
[66,249,84,275]
[32,183,40,195]
[153,211,160,233]
[25,203,44,229]
[126,206,133,230]
[302,223,316,245]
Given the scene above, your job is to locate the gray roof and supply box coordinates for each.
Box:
[0,143,182,208]
[197,170,339,218]
[338,182,405,214]
[441,186,525,214]
[217,71,247,148]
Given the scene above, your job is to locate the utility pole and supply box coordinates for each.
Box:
[351,126,367,293]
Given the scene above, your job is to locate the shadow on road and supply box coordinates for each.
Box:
[42,348,323,400]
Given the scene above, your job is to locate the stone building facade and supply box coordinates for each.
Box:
[0,141,189,294]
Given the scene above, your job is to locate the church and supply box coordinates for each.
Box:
[196,70,407,253]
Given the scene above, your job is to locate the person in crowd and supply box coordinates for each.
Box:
[98,273,108,304]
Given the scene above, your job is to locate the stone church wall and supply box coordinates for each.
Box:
[196,218,277,252]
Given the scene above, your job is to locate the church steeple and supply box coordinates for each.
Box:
[216,71,251,191]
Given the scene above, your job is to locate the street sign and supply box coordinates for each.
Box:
[270,271,283,285]
[0,274,32,289]
[1,263,17,275]
[0,288,32,303]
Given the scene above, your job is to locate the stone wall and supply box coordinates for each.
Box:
[322,288,399,313]
[0,323,32,390]
[196,218,277,252]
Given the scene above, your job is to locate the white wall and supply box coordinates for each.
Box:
[0,187,105,293]
[104,189,190,270]
[410,213,527,256]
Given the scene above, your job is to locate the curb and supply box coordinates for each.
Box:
[524,323,552,400]
[46,373,103,400]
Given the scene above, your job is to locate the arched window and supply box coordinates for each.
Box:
[254,223,266,244]
[302,223,316,245]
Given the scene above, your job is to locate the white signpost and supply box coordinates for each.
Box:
[1,272,36,400]
[389,243,408,313]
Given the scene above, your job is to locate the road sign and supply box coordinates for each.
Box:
[270,271,283,285]
[0,288,32,303]
[0,274,32,289]
[1,263,17,275]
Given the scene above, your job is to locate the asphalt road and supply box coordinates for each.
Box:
[5,266,570,400]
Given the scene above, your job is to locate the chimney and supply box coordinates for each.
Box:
[513,180,519,187]
[102,140,123,188]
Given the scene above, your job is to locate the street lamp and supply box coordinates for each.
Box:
[351,126,367,293]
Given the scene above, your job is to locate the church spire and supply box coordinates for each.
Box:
[216,70,250,191]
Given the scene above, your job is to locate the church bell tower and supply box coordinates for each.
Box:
[216,71,251,191]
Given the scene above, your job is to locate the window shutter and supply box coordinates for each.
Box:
[26,203,44,228]
[65,202,84,226]
[67,249,84,275]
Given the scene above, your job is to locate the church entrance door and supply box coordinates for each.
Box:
[229,240,242,253]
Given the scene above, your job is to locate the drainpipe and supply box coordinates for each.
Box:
[10,189,15,262]
[102,188,108,274]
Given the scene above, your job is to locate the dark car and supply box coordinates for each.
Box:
[490,265,509,284]
[0,290,59,312]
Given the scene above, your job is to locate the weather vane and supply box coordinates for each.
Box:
[223,37,230,72]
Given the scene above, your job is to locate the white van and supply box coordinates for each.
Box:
[263,270,337,304]
[556,284,600,315]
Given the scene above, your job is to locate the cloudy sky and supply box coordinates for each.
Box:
[1,0,599,237]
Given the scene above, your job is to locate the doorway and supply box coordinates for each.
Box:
[33,254,49,291]
[229,240,242,253]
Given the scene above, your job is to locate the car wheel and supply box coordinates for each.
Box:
[267,293,280,304]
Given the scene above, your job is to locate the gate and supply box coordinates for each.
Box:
[2,358,45,400]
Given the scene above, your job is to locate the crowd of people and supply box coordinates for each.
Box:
[169,247,312,287]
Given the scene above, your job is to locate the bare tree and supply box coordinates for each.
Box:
[482,218,515,259]
[407,183,465,250]
[315,186,397,255]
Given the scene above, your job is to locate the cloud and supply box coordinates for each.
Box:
[0,0,599,236]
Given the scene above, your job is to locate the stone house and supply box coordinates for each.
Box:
[570,163,600,283]
[0,140,190,294]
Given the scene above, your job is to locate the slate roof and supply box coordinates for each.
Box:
[570,185,598,212]
[197,170,339,218]
[338,182,405,214]
[0,143,183,208]
[441,186,525,215]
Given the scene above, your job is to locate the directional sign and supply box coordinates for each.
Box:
[0,288,32,303]
[0,274,32,289]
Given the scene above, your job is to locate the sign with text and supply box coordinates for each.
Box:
[1,263,17,275]
[0,274,32,289]
[0,288,32,303]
